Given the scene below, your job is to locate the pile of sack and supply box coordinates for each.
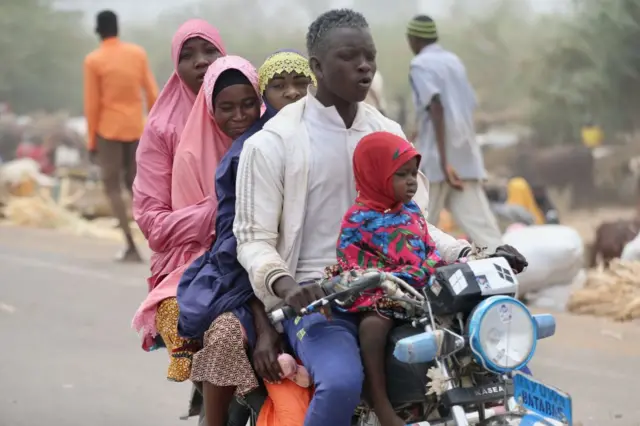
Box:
[0,158,55,202]
[567,260,640,321]
[0,158,141,242]
[3,194,137,241]
[621,232,640,261]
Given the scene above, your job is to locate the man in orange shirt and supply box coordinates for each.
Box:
[84,10,158,262]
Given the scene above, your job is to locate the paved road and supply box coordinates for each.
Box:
[0,226,639,426]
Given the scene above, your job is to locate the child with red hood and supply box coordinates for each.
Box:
[334,131,528,426]
[334,131,448,426]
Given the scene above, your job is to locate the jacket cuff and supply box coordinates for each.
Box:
[265,269,293,297]
[458,246,472,259]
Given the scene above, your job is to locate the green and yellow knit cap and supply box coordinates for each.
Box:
[407,15,438,40]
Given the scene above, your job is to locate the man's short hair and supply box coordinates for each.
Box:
[96,10,118,37]
[306,9,369,58]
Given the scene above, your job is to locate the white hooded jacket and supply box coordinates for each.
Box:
[233,95,470,310]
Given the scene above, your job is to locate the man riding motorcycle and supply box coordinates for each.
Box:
[231,9,527,426]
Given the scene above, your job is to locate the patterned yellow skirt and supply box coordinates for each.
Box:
[155,297,201,382]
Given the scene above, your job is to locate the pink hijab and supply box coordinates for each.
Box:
[133,56,261,350]
[147,19,226,150]
[172,55,260,208]
[133,19,226,294]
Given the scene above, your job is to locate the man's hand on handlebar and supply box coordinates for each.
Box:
[273,276,326,314]
[492,244,528,273]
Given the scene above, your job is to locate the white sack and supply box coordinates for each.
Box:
[503,225,584,295]
[621,231,640,261]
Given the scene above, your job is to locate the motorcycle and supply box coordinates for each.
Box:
[268,256,573,426]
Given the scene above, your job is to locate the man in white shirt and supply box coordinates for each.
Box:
[407,15,502,252]
[234,9,472,426]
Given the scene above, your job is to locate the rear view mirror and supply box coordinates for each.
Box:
[533,314,556,339]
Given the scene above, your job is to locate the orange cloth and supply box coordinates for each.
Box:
[257,380,313,426]
[83,37,159,151]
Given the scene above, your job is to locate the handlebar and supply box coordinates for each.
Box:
[267,270,423,324]
[268,271,383,324]
[267,257,521,324]
[268,305,298,324]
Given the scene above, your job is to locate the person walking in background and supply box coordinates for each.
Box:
[406,15,502,252]
[84,10,159,262]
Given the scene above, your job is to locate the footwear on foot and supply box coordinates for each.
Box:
[115,247,143,263]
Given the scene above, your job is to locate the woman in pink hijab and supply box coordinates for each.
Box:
[133,20,225,297]
[133,55,262,384]
[132,20,226,371]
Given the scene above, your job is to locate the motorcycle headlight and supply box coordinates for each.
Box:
[468,296,537,374]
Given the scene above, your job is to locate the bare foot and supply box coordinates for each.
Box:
[115,247,143,263]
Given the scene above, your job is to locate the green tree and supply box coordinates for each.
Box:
[530,0,640,143]
[0,0,91,114]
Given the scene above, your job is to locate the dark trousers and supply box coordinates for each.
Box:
[96,136,138,243]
